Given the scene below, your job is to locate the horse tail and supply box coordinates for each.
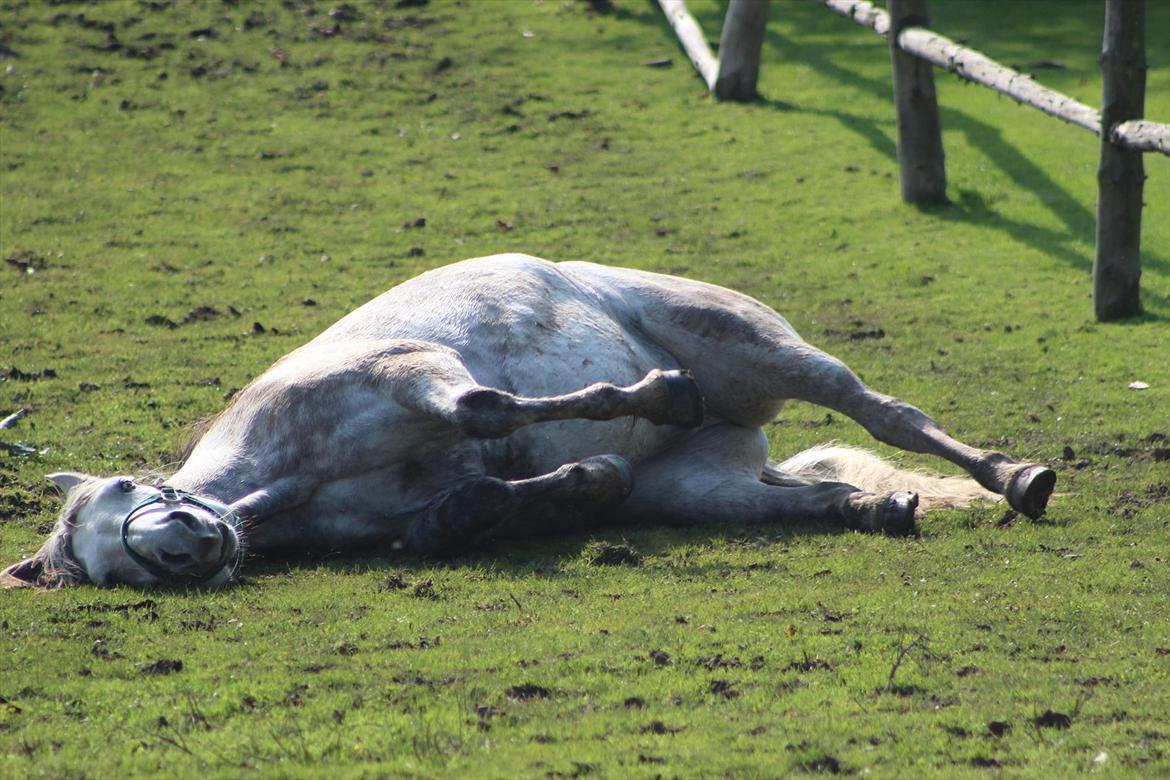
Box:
[766,444,997,511]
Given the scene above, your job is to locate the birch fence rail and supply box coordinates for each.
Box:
[658,0,1168,321]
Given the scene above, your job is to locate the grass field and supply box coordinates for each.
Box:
[1,0,1168,777]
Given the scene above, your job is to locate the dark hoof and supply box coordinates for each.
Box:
[660,369,704,428]
[880,491,919,536]
[846,491,918,536]
[575,454,635,504]
[1007,465,1056,519]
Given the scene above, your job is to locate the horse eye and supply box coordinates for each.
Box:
[118,479,136,493]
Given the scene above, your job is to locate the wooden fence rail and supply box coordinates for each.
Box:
[820,0,1170,157]
[658,0,1168,321]
[659,0,719,90]
[823,0,1102,133]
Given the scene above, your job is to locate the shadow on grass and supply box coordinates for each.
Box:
[234,518,866,584]
[750,24,1169,314]
[100,505,1068,590]
[635,1,1168,315]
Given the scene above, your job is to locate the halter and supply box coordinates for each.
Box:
[120,486,243,585]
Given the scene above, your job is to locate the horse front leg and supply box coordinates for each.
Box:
[452,369,703,438]
[378,347,703,437]
[402,454,633,553]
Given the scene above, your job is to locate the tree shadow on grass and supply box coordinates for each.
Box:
[751,26,1169,316]
[623,0,1167,314]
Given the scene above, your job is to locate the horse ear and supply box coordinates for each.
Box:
[47,472,95,495]
[1,557,44,589]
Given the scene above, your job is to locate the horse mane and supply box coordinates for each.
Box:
[176,411,224,463]
[28,480,105,588]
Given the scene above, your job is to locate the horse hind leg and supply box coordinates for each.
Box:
[571,266,1052,517]
[780,351,1056,518]
[618,282,1053,518]
[619,423,920,535]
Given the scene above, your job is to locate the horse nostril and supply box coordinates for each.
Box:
[168,511,200,531]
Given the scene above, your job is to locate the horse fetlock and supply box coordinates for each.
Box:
[843,491,919,536]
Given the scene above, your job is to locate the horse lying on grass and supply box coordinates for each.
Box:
[2,254,1055,588]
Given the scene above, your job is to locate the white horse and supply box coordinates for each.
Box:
[2,254,1054,588]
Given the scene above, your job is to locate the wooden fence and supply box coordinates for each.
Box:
[658,0,1169,321]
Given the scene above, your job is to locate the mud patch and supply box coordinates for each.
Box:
[709,679,738,699]
[141,658,182,675]
[1,366,57,381]
[648,649,670,666]
[380,571,410,590]
[505,683,551,701]
[144,314,179,329]
[5,253,50,273]
[1033,710,1072,729]
[77,600,159,621]
[386,636,440,650]
[801,754,842,774]
[411,578,439,599]
[987,721,1011,737]
[0,488,53,521]
[781,657,833,673]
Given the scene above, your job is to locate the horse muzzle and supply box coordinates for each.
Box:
[120,487,243,585]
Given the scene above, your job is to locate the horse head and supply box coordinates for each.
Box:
[2,473,243,589]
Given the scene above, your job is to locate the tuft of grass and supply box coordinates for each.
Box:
[580,539,644,567]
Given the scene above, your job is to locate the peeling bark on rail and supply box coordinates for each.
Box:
[658,0,718,91]
[898,26,1101,134]
[1112,120,1170,155]
[816,0,1169,156]
[819,0,889,35]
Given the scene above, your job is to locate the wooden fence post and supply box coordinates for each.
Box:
[1095,0,1147,320]
[888,0,946,202]
[714,0,770,101]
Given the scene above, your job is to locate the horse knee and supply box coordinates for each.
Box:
[564,454,634,505]
[453,388,520,438]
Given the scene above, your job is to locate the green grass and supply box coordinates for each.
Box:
[1,0,1168,776]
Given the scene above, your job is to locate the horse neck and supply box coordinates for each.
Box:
[168,434,258,505]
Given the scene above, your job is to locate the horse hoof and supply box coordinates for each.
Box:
[660,369,704,428]
[881,491,919,536]
[1007,465,1056,519]
[576,454,635,504]
[846,491,918,536]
